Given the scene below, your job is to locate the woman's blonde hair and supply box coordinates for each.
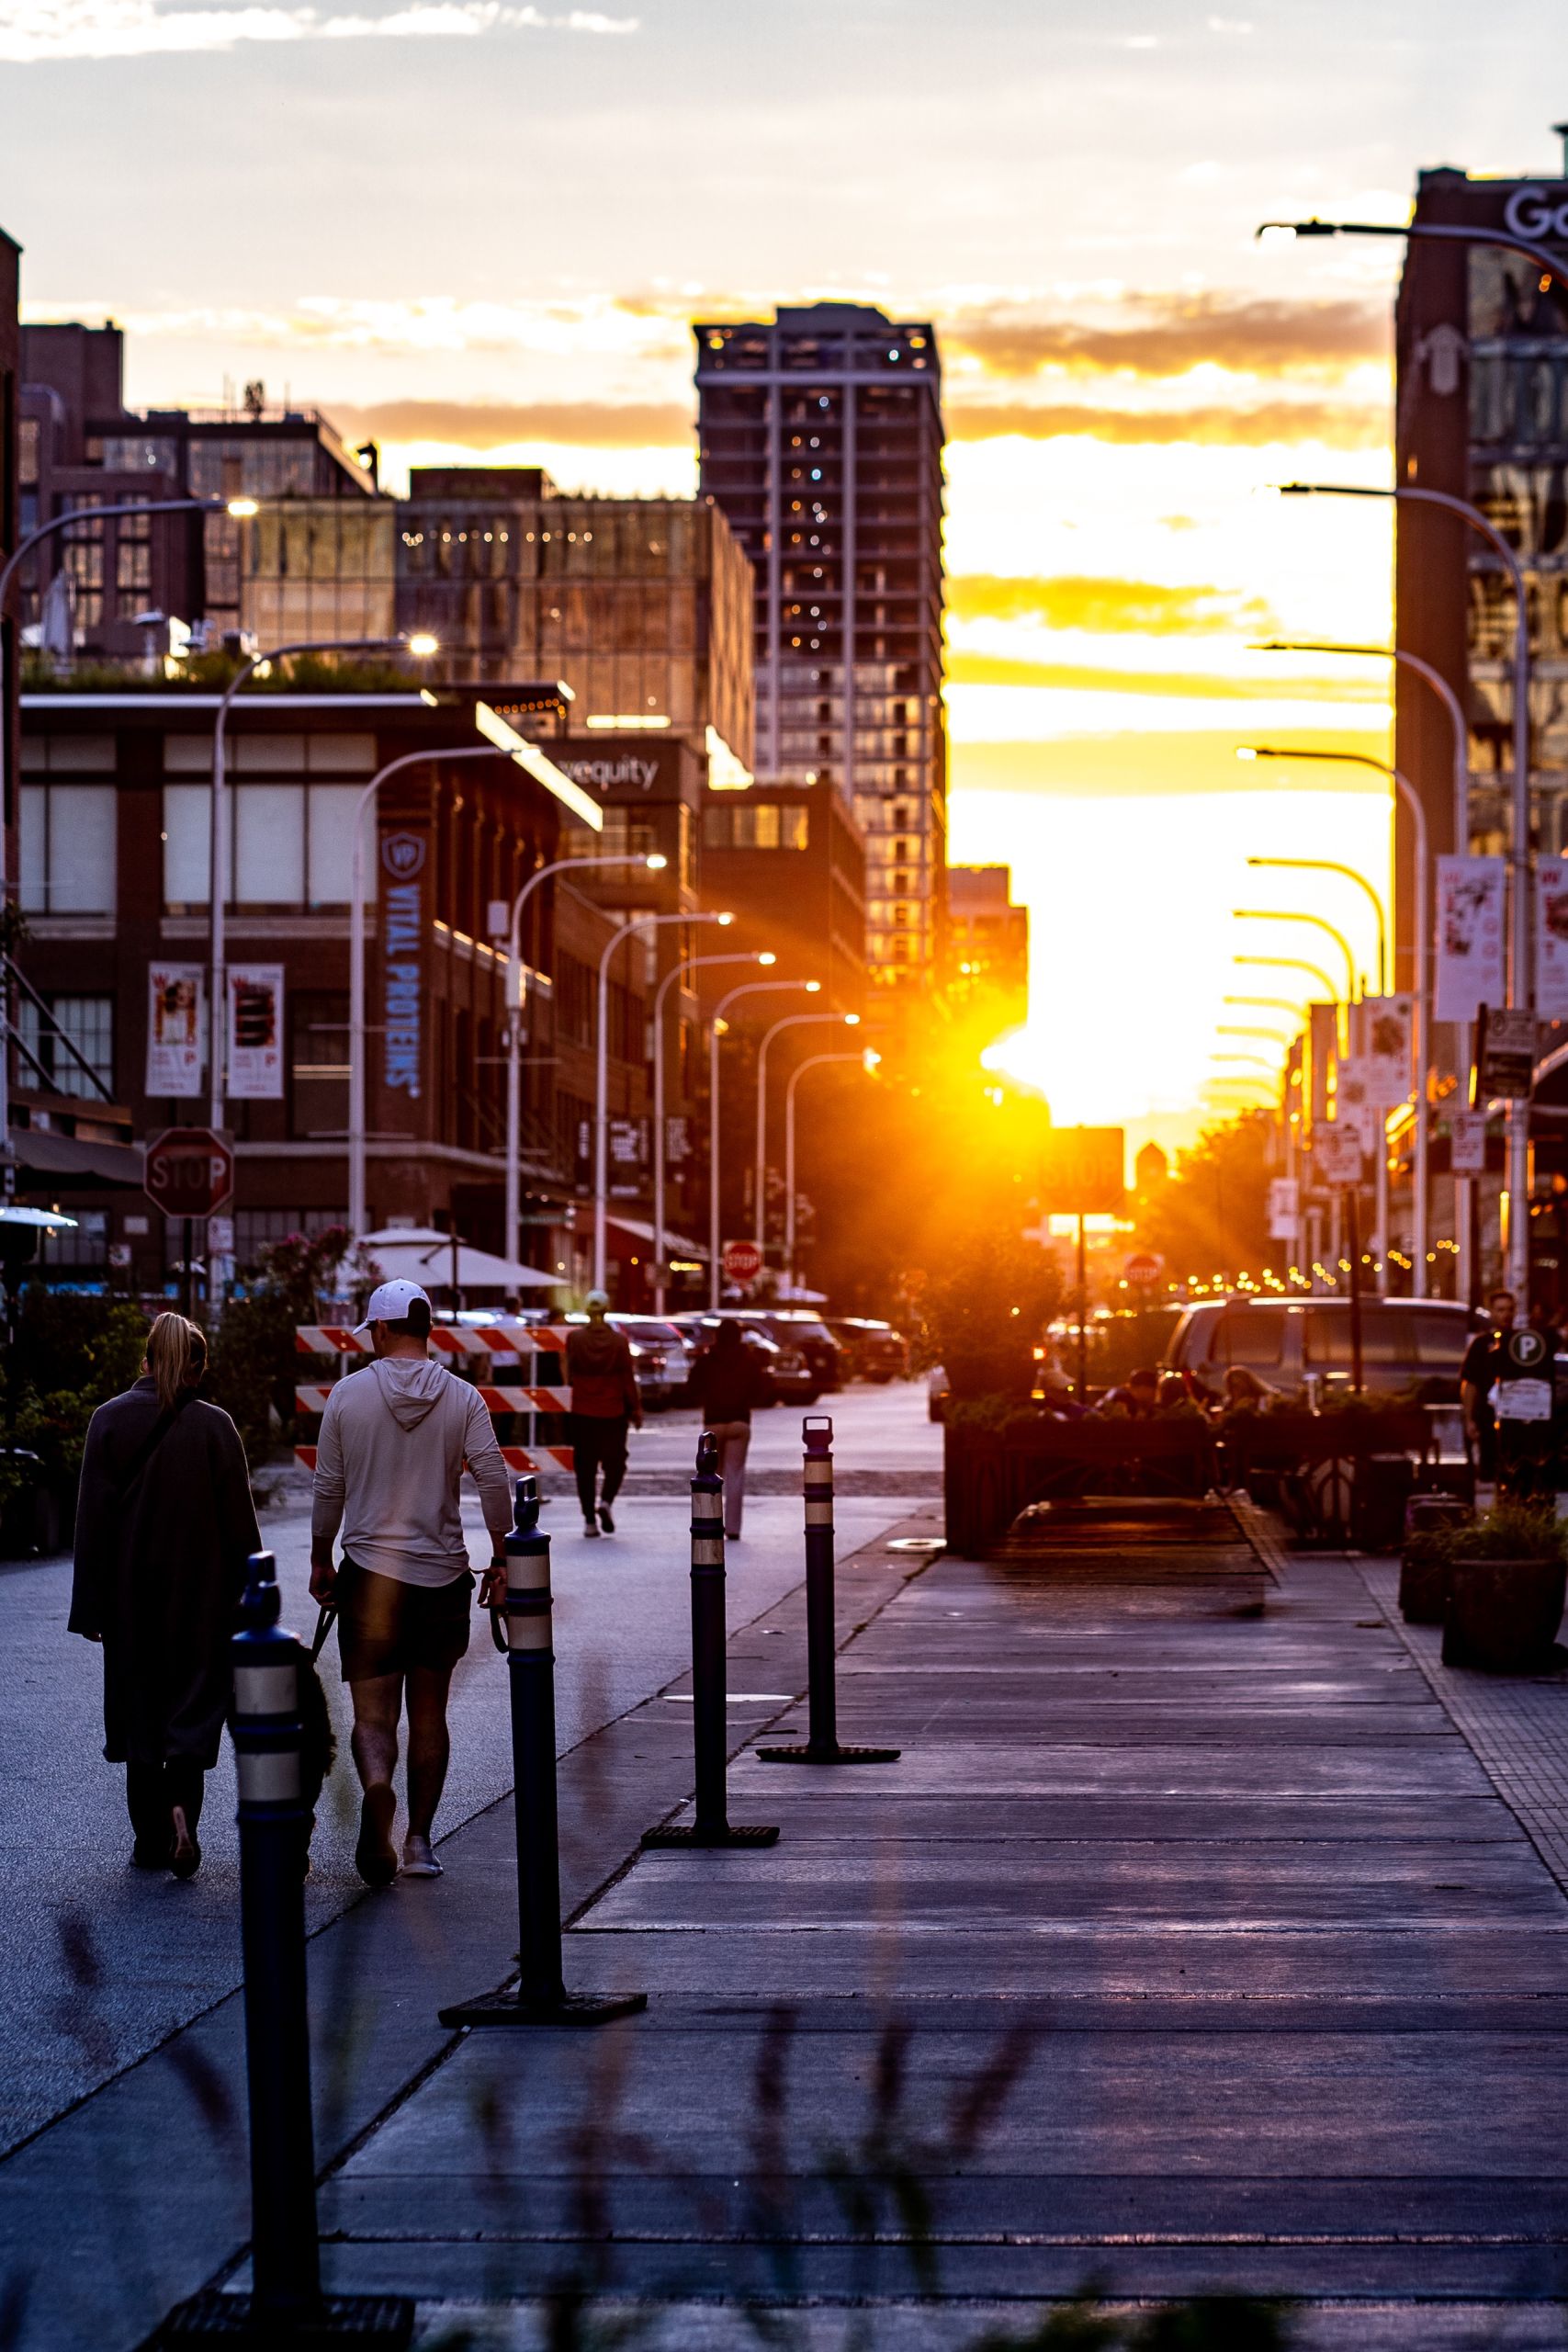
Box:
[145,1312,208,1411]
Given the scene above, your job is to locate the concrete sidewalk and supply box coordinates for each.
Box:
[319,1510,1568,2347]
[9,1497,1568,2349]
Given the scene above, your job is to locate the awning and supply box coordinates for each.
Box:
[10,1127,146,1188]
[605,1214,709,1261]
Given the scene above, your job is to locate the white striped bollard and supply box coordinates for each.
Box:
[758,1415,900,1766]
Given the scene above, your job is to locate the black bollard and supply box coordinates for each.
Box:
[441,1477,646,2028]
[643,1430,779,1849]
[152,1554,412,2347]
[758,1415,900,1766]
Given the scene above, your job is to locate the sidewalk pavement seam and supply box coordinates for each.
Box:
[1355,1552,1568,1903]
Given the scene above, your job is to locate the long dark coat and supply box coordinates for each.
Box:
[69,1377,261,1768]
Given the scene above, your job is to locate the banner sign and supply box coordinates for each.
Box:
[1267,1177,1299,1241]
[608,1116,649,1200]
[1354,995,1414,1110]
[381,831,425,1101]
[226,965,284,1100]
[1538,865,1568,1019]
[1335,1061,1378,1151]
[145,962,204,1098]
[1450,1111,1488,1175]
[1314,1125,1365,1187]
[1435,856,1506,1023]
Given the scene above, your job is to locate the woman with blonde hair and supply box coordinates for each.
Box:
[70,1312,260,1877]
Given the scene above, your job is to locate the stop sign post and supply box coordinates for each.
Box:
[721,1238,762,1289]
[144,1128,234,1314]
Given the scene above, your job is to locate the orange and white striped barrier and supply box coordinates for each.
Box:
[294,1442,575,1474]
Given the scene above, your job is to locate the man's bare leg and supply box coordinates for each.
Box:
[401,1664,456,1872]
[349,1671,402,1885]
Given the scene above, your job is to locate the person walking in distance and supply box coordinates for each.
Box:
[310,1279,511,1885]
[691,1317,770,1541]
[565,1289,641,1538]
[71,1313,260,1880]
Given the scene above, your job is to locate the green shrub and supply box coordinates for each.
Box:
[916,1227,1060,1402]
[1439,1498,1568,1564]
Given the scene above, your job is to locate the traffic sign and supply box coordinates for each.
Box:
[721,1238,762,1285]
[144,1126,235,1222]
[1122,1252,1163,1287]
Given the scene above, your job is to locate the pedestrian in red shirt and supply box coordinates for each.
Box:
[565,1290,642,1538]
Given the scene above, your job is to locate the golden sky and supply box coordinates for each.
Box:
[6,0,1555,1153]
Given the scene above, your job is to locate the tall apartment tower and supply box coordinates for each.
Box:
[694,302,946,990]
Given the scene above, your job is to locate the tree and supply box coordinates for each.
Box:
[1138,1113,1277,1283]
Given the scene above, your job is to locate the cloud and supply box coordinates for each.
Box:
[946,652,1385,700]
[948,575,1274,636]
[948,294,1387,380]
[0,0,634,59]
[946,398,1387,448]
[83,292,685,361]
[332,396,694,447]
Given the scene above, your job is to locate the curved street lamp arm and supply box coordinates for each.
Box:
[1246,854,1388,992]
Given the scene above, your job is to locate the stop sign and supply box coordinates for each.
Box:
[144,1126,235,1222]
[721,1238,763,1285]
[1123,1252,1163,1287]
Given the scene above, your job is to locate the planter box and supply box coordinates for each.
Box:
[1399,1498,1472,1624]
[1442,1555,1567,1672]
[943,1419,1216,1557]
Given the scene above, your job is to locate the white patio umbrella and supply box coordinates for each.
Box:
[356,1227,556,1294]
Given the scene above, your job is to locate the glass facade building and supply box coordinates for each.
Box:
[694,302,947,991]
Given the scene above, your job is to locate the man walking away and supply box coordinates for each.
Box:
[310,1279,511,1885]
[566,1289,642,1537]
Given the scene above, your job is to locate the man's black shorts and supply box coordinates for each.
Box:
[336,1557,474,1682]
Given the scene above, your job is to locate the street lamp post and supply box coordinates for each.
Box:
[0,494,257,1190]
[1237,747,1433,1297]
[784,1051,874,1295]
[1235,953,1340,1001]
[209,631,437,1129]
[498,851,667,1272]
[753,1011,860,1258]
[594,910,732,1295]
[1244,854,1388,993]
[1253,639,1480,1302]
[1233,910,1358,1001]
[651,949,773,1314]
[1273,483,1532,1297]
[707,978,818,1308]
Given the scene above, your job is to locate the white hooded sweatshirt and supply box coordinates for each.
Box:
[310,1357,511,1588]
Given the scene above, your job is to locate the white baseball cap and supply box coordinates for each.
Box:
[353,1278,433,1338]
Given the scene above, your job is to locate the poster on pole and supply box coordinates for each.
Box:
[1335,1061,1379,1152]
[1314,1124,1365,1188]
[145,962,205,1099]
[1435,855,1506,1023]
[1450,1112,1488,1176]
[226,965,285,1100]
[1355,995,1414,1109]
[1537,865,1568,1019]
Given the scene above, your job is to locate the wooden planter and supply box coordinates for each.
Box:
[1399,1498,1472,1624]
[1442,1555,1567,1672]
[943,1419,1217,1557]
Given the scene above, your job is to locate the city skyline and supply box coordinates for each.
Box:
[4,1,1561,1147]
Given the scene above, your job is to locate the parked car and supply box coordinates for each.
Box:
[1164,1297,1487,1400]
[927,1363,950,1423]
[674,1311,812,1403]
[828,1317,909,1383]
[751,1311,843,1394]
[611,1315,693,1410]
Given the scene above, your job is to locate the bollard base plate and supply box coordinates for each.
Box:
[641,1821,780,1848]
[755,1741,902,1765]
[439,1988,648,2030]
[146,2290,414,2346]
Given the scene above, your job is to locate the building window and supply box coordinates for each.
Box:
[18,784,117,914]
[703,804,808,851]
[16,994,114,1099]
[39,1209,108,1271]
[163,781,364,910]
